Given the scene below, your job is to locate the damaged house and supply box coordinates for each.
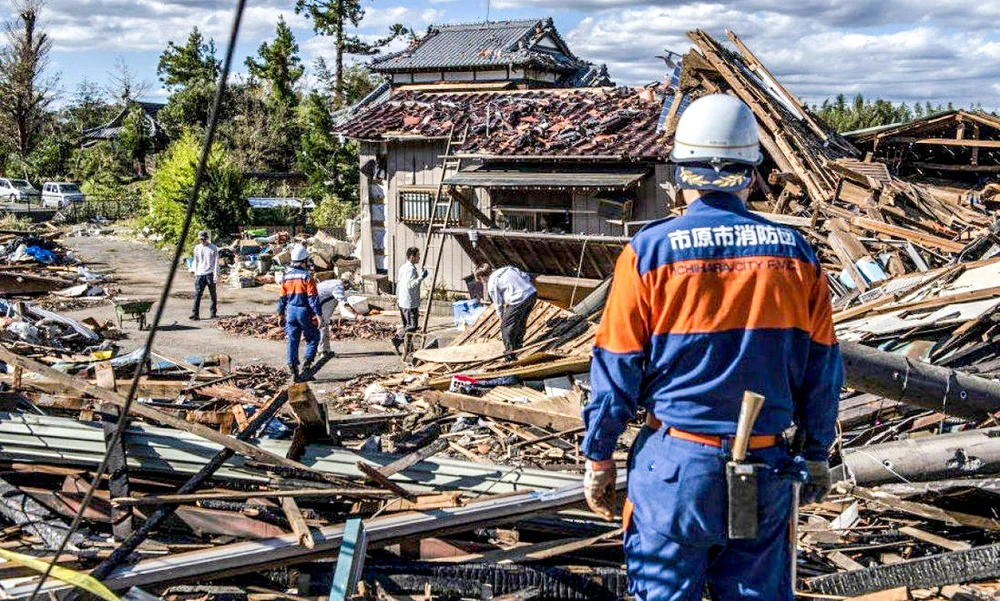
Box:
[372,18,611,92]
[340,86,673,298]
[847,110,1000,184]
[340,18,663,301]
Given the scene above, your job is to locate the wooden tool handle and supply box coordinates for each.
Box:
[732,391,766,462]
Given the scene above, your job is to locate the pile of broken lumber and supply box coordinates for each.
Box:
[677,30,995,307]
[217,312,397,342]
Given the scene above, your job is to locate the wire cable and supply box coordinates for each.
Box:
[26,1,248,597]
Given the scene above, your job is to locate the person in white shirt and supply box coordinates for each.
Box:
[475,263,537,360]
[190,230,219,320]
[316,274,361,358]
[392,246,427,353]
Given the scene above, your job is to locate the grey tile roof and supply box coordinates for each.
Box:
[372,18,588,74]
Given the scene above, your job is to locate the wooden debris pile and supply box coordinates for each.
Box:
[0,334,621,600]
[678,30,996,304]
[0,298,120,356]
[216,312,397,341]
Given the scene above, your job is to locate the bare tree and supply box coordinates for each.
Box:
[105,56,151,104]
[0,0,55,155]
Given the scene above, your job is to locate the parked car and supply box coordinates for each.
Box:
[0,178,40,204]
[41,182,85,208]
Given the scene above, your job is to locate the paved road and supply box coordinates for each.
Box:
[58,233,442,384]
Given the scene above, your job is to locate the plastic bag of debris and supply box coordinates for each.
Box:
[5,321,39,344]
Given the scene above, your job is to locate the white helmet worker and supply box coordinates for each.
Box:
[670,94,762,166]
[290,244,309,263]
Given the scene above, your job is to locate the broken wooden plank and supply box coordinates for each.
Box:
[288,383,325,432]
[356,439,448,501]
[428,391,582,431]
[281,496,315,550]
[102,408,133,542]
[841,484,1000,531]
[898,526,972,552]
[111,488,395,506]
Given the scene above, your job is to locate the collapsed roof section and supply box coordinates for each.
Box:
[678,29,859,205]
[339,86,671,160]
[847,110,1000,181]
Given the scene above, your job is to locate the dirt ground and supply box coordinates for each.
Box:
[58,232,455,383]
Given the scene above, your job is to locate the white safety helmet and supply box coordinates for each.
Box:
[670,94,763,166]
[290,244,309,263]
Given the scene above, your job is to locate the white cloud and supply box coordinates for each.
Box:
[561,3,1000,109]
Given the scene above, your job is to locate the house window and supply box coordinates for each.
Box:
[492,190,573,233]
[399,188,464,224]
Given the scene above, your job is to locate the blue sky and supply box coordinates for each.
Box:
[34,0,1000,111]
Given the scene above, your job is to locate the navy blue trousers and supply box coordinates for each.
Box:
[625,426,795,601]
[285,308,319,368]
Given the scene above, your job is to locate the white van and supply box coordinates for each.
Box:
[41,182,86,208]
[0,178,39,204]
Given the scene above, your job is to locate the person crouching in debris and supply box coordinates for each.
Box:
[316,273,361,359]
[475,263,537,361]
[277,244,322,382]
[190,230,219,321]
[580,94,842,601]
[392,246,427,354]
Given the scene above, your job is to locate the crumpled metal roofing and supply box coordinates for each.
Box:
[339,87,671,159]
[372,18,589,74]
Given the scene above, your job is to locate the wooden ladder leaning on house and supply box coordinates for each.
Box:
[409,124,469,352]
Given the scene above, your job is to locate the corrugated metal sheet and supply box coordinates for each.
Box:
[0,412,580,495]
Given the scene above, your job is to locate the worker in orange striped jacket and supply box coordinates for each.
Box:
[580,95,843,600]
[277,244,322,382]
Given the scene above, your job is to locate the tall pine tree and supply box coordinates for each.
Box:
[294,0,407,105]
[246,16,304,107]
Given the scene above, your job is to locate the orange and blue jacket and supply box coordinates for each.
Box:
[277,267,321,317]
[581,192,843,462]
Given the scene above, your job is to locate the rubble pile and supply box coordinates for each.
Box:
[1,223,111,298]
[217,312,396,341]
[0,298,119,356]
[215,228,362,291]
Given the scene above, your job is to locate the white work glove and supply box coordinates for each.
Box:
[802,460,832,504]
[583,459,617,521]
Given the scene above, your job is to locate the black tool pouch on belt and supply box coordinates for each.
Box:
[726,461,761,539]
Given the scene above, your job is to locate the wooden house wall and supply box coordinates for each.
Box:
[357,142,379,277]
[358,143,671,293]
[569,171,669,236]
[384,140,484,293]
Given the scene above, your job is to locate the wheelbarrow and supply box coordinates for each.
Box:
[115,299,154,331]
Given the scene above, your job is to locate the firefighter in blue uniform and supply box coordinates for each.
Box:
[277,244,322,382]
[580,94,843,600]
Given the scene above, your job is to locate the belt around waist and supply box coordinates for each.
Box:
[645,413,782,450]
